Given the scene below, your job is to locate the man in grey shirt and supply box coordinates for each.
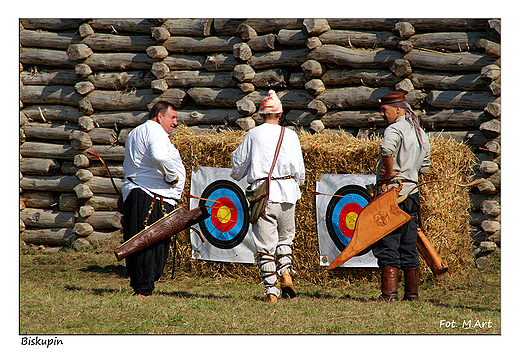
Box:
[373,91,431,302]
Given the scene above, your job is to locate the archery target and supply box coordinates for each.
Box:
[190,166,255,263]
[316,174,378,267]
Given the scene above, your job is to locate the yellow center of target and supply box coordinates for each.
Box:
[345,211,359,230]
[216,205,232,223]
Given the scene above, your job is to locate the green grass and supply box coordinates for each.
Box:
[19,249,500,335]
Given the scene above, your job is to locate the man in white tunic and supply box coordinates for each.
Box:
[122,101,186,296]
[231,90,305,303]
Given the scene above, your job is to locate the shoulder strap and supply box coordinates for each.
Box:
[268,127,285,179]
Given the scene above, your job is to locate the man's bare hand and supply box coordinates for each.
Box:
[379,166,400,181]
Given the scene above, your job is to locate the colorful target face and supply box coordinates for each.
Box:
[326,185,371,251]
[189,167,255,264]
[316,174,378,268]
[199,180,249,249]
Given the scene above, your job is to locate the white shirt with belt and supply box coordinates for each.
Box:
[230,124,305,204]
[122,120,186,205]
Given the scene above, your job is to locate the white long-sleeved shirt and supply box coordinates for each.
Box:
[231,124,305,204]
[376,115,431,196]
[122,119,186,204]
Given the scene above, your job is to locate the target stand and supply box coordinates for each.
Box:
[189,166,255,264]
[316,174,378,268]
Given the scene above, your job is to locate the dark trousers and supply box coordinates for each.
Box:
[123,188,175,295]
[373,192,421,270]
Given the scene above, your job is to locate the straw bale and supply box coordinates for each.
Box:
[165,125,476,283]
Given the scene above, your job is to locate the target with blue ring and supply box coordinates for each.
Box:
[198,179,250,250]
[326,185,372,251]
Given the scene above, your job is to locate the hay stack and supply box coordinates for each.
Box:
[166,125,476,283]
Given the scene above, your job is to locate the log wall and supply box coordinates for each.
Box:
[19,18,501,261]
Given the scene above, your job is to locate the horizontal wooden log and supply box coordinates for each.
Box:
[233,42,252,61]
[87,162,124,178]
[245,90,314,110]
[404,49,496,71]
[252,68,287,88]
[426,90,497,110]
[277,30,307,46]
[86,88,185,110]
[20,158,61,175]
[20,174,82,192]
[20,47,77,68]
[84,53,155,71]
[474,39,501,58]
[73,222,94,237]
[163,36,242,53]
[326,19,398,31]
[85,194,120,211]
[20,18,83,30]
[248,49,310,70]
[315,87,394,109]
[308,45,402,68]
[22,122,77,140]
[163,54,205,70]
[21,69,77,86]
[177,109,241,125]
[427,130,488,148]
[83,145,126,161]
[204,53,240,71]
[165,70,236,88]
[285,110,317,126]
[88,19,165,33]
[20,208,75,228]
[407,32,487,52]
[187,88,246,108]
[87,230,121,243]
[84,211,122,229]
[20,85,82,106]
[22,105,83,123]
[20,191,58,208]
[20,142,83,159]
[20,29,81,49]
[81,33,156,52]
[20,228,75,246]
[163,19,213,36]
[90,111,148,128]
[404,19,488,32]
[85,176,124,194]
[70,130,93,150]
[213,19,245,35]
[321,68,400,87]
[409,70,488,90]
[319,30,399,48]
[419,110,488,129]
[87,71,155,89]
[320,110,383,127]
[59,193,79,211]
[242,19,303,34]
[303,19,331,36]
[89,128,118,145]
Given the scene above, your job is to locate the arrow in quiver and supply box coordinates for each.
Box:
[327,187,412,270]
[114,206,210,261]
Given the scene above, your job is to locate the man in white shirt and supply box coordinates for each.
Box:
[374,91,431,302]
[231,90,305,303]
[122,101,186,297]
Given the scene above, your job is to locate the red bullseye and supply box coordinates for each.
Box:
[338,203,363,238]
[210,197,238,232]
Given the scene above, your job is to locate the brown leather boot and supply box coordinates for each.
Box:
[280,269,296,298]
[403,268,419,301]
[378,266,399,302]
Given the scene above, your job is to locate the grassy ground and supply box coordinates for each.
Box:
[19,248,501,337]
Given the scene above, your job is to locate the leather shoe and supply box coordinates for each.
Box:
[280,269,297,298]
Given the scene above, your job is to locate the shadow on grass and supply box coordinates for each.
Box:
[155,290,232,300]
[79,264,128,278]
[429,301,501,313]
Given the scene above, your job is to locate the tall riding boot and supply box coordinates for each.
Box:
[403,268,419,301]
[378,266,399,302]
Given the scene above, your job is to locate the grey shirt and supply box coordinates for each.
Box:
[376,115,431,196]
